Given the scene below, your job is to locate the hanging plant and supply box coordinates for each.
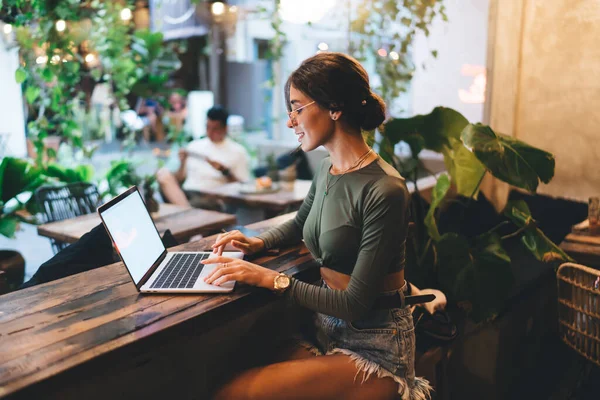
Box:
[349,0,447,107]
[3,0,181,163]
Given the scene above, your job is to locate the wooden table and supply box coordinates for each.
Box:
[560,219,600,268]
[195,180,313,218]
[37,203,236,245]
[1,213,320,399]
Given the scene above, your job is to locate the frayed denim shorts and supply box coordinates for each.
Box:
[296,281,432,400]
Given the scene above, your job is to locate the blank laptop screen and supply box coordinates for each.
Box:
[100,190,165,285]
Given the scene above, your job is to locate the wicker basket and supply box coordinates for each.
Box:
[557,262,600,367]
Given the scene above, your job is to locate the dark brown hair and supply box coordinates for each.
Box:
[285,52,386,131]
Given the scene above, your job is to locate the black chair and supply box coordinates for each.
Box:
[35,182,102,254]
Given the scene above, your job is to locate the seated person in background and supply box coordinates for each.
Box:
[157,106,250,210]
[163,92,188,132]
[137,98,165,142]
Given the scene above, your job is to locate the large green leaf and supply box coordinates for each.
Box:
[0,158,44,204]
[436,233,475,301]
[424,173,451,241]
[45,163,95,183]
[441,137,486,198]
[378,135,396,167]
[461,124,555,192]
[382,107,469,152]
[436,232,514,322]
[74,164,95,182]
[469,232,513,321]
[0,214,20,238]
[503,200,574,263]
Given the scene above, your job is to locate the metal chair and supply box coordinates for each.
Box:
[35,182,102,254]
[557,262,600,367]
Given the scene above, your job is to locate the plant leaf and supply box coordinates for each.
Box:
[0,157,44,204]
[25,86,41,104]
[503,200,574,263]
[461,124,555,192]
[469,232,513,321]
[436,232,514,322]
[15,67,27,84]
[74,164,95,182]
[441,137,486,198]
[424,173,451,241]
[0,214,20,238]
[436,233,475,301]
[382,107,469,153]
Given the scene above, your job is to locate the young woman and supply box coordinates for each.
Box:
[202,52,432,400]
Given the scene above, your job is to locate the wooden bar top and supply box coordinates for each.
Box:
[37,204,236,244]
[0,213,318,399]
[194,180,313,210]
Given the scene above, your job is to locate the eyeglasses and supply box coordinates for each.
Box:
[287,101,315,125]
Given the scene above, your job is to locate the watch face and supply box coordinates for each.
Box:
[276,275,290,289]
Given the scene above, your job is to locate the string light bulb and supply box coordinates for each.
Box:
[377,48,387,57]
[120,8,132,21]
[3,24,12,34]
[211,2,225,16]
[389,51,399,60]
[55,20,66,32]
[85,53,96,64]
[318,42,329,51]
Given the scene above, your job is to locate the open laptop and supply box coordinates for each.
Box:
[98,186,243,293]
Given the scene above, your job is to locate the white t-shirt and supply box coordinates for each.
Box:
[182,137,251,192]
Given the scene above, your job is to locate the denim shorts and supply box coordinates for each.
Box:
[296,282,432,400]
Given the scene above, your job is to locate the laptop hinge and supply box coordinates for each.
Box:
[138,250,168,290]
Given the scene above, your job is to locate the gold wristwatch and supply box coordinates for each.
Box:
[273,273,291,294]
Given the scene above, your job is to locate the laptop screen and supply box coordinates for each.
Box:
[99,190,165,285]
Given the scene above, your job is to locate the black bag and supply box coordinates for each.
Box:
[20,224,178,289]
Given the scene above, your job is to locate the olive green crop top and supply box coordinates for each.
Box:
[256,156,410,321]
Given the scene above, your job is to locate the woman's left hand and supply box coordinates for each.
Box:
[202,256,279,289]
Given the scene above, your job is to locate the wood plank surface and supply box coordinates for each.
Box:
[194,180,312,210]
[0,212,318,399]
[37,204,236,244]
[560,240,600,269]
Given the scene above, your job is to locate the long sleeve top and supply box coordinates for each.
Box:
[256,156,410,321]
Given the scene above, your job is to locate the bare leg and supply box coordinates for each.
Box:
[213,352,399,400]
[156,167,190,207]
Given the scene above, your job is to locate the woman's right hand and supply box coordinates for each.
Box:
[211,230,265,256]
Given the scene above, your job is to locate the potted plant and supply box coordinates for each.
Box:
[0,157,46,293]
[141,174,160,217]
[378,107,573,322]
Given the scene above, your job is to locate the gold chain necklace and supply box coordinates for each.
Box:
[325,148,373,196]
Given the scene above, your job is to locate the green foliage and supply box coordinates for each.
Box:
[349,0,447,105]
[379,107,568,322]
[0,157,46,238]
[503,200,573,263]
[6,0,180,160]
[461,124,555,193]
[103,160,142,198]
[45,163,95,184]
[423,173,450,241]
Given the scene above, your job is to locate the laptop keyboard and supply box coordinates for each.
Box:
[150,253,210,289]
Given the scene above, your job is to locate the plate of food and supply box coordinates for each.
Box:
[239,177,281,194]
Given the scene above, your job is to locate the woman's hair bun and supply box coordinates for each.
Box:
[360,91,386,131]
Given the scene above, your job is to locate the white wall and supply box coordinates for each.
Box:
[0,34,27,157]
[410,0,490,123]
